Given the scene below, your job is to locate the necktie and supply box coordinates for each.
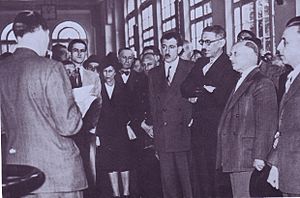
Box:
[166,66,172,86]
[75,68,82,88]
[285,74,293,93]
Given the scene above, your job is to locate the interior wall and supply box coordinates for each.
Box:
[0,8,97,55]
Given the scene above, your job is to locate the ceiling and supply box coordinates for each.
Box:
[0,0,105,10]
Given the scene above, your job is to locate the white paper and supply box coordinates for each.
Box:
[72,85,97,117]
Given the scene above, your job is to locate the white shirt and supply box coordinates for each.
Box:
[234,65,258,92]
[285,64,300,93]
[121,69,131,84]
[105,83,115,99]
[202,53,222,75]
[164,56,179,83]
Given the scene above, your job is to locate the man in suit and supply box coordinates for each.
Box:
[216,40,278,197]
[181,25,238,197]
[68,39,102,196]
[0,11,86,197]
[267,16,300,196]
[148,31,194,198]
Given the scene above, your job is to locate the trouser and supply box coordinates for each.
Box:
[158,151,193,198]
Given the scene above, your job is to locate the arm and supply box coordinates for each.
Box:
[46,63,82,136]
[253,79,278,162]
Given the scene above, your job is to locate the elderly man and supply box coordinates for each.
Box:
[181,25,238,197]
[0,11,86,197]
[141,52,158,75]
[267,16,300,197]
[217,40,278,197]
[148,31,194,198]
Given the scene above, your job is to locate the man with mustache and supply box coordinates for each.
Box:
[181,25,239,197]
[148,31,194,198]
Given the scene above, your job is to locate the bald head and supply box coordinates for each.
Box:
[230,40,259,72]
[142,53,157,75]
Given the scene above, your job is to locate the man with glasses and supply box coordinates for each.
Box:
[181,25,239,197]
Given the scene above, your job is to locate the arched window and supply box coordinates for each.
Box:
[52,21,87,48]
[0,23,17,54]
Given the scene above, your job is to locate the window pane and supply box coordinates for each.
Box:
[128,0,135,13]
[190,0,194,6]
[190,9,195,20]
[195,6,203,18]
[204,2,212,15]
[241,2,255,32]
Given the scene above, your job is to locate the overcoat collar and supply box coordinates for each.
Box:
[224,68,260,112]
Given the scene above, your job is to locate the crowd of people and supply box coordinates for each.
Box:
[1,10,300,198]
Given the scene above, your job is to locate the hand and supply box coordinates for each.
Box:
[267,166,279,189]
[89,128,96,134]
[273,131,280,149]
[96,136,101,146]
[146,128,154,138]
[253,159,265,171]
[188,97,198,103]
[203,85,216,93]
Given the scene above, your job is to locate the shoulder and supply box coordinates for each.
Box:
[148,66,160,78]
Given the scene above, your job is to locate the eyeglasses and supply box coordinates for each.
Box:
[198,38,224,46]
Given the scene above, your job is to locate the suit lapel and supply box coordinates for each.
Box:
[225,68,259,112]
[280,73,300,112]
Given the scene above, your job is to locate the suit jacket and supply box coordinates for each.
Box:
[148,58,193,152]
[270,71,300,194]
[181,53,239,127]
[96,81,131,151]
[116,70,149,137]
[216,68,278,172]
[0,48,87,193]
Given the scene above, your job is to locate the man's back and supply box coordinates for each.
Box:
[0,48,87,193]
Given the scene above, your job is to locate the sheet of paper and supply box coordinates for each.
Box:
[72,85,97,117]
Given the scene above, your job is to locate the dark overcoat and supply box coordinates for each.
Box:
[216,68,278,172]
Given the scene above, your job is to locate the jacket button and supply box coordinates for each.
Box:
[9,148,16,154]
[163,122,167,126]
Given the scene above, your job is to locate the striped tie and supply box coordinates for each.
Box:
[166,65,172,86]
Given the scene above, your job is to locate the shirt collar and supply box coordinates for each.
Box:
[240,65,258,78]
[165,56,179,68]
[287,64,300,82]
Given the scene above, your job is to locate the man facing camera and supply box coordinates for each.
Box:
[181,25,238,197]
[148,31,194,198]
[217,40,278,197]
[0,11,86,197]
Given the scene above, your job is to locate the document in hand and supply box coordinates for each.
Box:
[72,85,97,117]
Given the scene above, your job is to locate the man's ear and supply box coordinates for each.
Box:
[177,46,183,55]
[219,39,226,48]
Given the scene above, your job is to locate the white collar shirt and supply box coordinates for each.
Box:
[234,65,258,92]
[164,56,179,84]
[285,64,300,93]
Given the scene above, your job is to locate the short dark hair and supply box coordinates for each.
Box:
[68,39,87,52]
[142,45,160,56]
[203,25,226,38]
[160,31,183,46]
[52,43,67,62]
[118,47,133,56]
[286,16,300,33]
[237,30,256,41]
[13,10,48,38]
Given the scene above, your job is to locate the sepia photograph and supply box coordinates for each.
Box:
[0,0,299,197]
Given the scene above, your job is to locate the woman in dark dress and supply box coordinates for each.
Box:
[96,59,132,198]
